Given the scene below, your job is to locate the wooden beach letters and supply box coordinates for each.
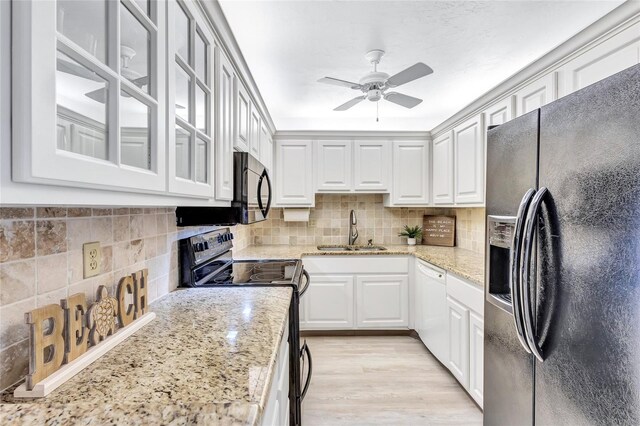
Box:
[24,269,149,391]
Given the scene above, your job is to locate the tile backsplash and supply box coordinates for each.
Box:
[251,194,486,253]
[0,206,250,392]
[0,198,481,392]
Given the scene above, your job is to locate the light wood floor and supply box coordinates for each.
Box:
[301,336,482,426]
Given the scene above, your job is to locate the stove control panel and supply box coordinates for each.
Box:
[190,228,233,263]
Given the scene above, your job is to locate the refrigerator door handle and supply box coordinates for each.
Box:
[510,188,536,354]
[521,187,548,363]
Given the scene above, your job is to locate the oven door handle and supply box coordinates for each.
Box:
[300,340,313,401]
[257,169,272,219]
[300,269,310,297]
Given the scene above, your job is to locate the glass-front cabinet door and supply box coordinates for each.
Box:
[13,0,166,192]
[167,0,215,197]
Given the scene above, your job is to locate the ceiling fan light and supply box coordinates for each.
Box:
[367,89,382,102]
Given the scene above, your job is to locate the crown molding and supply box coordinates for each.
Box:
[196,0,276,135]
[275,130,431,140]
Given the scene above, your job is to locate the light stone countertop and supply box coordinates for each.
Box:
[234,244,485,286]
[0,286,292,425]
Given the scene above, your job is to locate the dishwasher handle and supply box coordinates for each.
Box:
[417,262,446,282]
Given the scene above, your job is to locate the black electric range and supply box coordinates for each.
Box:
[178,228,311,426]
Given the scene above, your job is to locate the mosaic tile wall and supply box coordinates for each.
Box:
[250,194,486,253]
[0,206,251,392]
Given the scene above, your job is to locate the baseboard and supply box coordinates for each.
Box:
[301,329,420,338]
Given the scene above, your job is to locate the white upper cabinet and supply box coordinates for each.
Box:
[234,79,250,153]
[453,115,484,204]
[558,22,640,98]
[315,140,352,192]
[483,96,515,127]
[389,140,430,205]
[274,140,314,206]
[353,141,390,192]
[214,47,234,201]
[13,0,166,192]
[260,122,273,172]
[249,104,261,159]
[515,73,556,117]
[167,0,215,197]
[432,131,454,205]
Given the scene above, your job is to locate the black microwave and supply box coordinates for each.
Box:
[175,152,272,226]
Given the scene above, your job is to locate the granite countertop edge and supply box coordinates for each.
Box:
[0,287,293,426]
[235,244,485,286]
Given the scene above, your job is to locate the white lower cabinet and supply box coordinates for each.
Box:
[446,296,470,387]
[301,275,354,329]
[469,312,484,407]
[261,320,290,426]
[301,256,409,330]
[356,275,409,328]
[445,273,484,407]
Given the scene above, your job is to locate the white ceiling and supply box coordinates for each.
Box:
[219,0,623,131]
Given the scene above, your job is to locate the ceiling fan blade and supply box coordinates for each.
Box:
[318,77,362,90]
[130,75,149,88]
[386,63,433,88]
[384,92,423,109]
[85,88,106,103]
[57,57,104,82]
[334,96,366,111]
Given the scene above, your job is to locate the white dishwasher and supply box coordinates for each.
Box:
[415,260,448,364]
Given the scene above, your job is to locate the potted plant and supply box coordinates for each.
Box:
[398,225,422,246]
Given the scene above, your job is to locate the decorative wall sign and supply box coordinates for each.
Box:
[423,215,456,247]
[14,269,154,398]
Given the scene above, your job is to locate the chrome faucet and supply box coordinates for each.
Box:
[349,210,359,245]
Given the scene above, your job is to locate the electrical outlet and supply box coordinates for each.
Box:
[83,242,101,279]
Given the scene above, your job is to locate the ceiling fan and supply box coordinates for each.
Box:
[84,46,148,103]
[318,49,433,112]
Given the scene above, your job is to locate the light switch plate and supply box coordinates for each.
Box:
[83,242,101,278]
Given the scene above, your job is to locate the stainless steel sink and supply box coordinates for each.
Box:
[351,246,387,251]
[316,245,387,252]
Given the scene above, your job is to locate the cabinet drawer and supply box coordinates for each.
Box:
[446,273,483,315]
[302,256,409,274]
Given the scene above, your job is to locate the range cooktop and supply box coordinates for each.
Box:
[203,259,301,285]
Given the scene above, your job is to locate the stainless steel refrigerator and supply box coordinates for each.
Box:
[484,63,640,425]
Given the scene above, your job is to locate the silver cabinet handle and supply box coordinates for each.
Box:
[510,188,536,354]
[521,187,548,362]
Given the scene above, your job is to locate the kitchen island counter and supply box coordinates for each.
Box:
[0,287,292,425]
